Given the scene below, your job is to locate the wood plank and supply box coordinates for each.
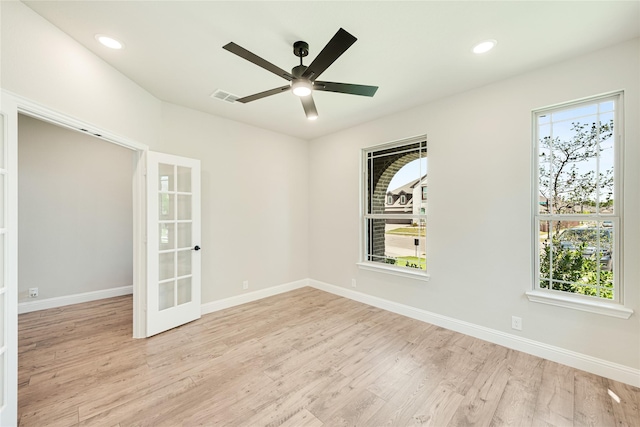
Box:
[531,359,575,426]
[574,371,616,427]
[606,377,640,427]
[448,346,513,426]
[17,287,640,427]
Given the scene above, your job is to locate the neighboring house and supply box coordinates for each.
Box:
[538,195,610,233]
[385,175,427,223]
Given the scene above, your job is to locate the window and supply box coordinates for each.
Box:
[422,186,428,201]
[387,195,393,204]
[361,136,428,277]
[533,93,624,307]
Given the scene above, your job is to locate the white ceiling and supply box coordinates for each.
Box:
[22,1,640,140]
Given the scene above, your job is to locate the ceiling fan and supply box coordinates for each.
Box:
[223,28,378,120]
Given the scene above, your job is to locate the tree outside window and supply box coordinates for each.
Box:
[535,94,621,301]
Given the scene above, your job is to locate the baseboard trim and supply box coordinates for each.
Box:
[308,279,640,388]
[18,285,133,314]
[19,279,637,386]
[201,279,309,315]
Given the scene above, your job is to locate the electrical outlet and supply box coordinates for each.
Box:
[511,316,522,331]
[351,279,357,288]
[242,280,249,290]
[29,287,39,298]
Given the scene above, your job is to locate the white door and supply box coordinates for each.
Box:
[0,113,8,422]
[146,151,201,336]
[0,107,17,424]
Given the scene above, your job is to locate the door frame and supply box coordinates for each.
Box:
[3,89,149,340]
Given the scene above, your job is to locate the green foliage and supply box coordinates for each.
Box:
[540,240,613,299]
[539,120,614,214]
[386,227,426,237]
[395,256,426,270]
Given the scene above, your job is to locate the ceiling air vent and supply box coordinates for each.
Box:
[211,89,239,103]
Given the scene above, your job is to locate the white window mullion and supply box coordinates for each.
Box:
[362,136,429,275]
[531,92,626,312]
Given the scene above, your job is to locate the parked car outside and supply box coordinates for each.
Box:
[556,227,613,271]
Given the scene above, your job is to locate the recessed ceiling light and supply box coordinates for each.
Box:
[95,34,124,49]
[472,39,497,54]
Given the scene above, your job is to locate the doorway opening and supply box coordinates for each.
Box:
[17,113,135,311]
[13,104,147,339]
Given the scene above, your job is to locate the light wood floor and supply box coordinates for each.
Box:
[18,287,639,426]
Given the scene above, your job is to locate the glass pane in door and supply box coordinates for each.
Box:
[177,166,191,193]
[177,223,192,249]
[177,251,191,277]
[177,277,192,305]
[159,223,174,251]
[159,252,175,281]
[159,163,174,191]
[159,281,175,311]
[159,194,174,221]
[177,195,192,220]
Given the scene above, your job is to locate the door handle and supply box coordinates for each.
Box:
[192,245,201,251]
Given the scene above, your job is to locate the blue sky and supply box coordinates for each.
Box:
[387,158,427,191]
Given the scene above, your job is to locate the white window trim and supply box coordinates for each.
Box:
[529,91,632,318]
[360,135,429,278]
[357,261,431,281]
[526,290,632,319]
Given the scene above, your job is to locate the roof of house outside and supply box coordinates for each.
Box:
[387,174,427,196]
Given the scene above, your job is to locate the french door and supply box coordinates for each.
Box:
[146,152,201,336]
[0,112,12,424]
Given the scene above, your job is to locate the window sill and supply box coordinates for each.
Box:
[357,262,430,281]
[526,290,633,319]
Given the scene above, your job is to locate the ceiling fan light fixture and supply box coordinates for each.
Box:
[472,39,497,54]
[291,80,312,97]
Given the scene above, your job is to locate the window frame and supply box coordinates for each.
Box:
[359,135,429,280]
[528,91,632,318]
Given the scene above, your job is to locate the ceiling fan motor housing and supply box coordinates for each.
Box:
[292,65,308,79]
[293,41,309,57]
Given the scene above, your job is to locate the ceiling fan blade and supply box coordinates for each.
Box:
[314,81,378,97]
[301,95,318,120]
[223,42,294,81]
[302,28,357,81]
[236,85,290,103]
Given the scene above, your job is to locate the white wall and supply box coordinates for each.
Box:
[0,0,161,145]
[18,114,134,300]
[158,103,309,303]
[308,38,640,370]
[2,1,309,306]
